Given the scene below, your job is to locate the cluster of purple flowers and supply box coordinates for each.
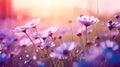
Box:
[0,15,120,67]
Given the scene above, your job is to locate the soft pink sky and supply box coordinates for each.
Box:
[12,0,120,17]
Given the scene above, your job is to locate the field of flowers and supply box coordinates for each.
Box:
[0,14,120,67]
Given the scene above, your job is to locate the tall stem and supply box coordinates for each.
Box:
[34,27,42,43]
[69,23,73,41]
[109,30,111,40]
[25,32,35,48]
[86,26,88,44]
[25,32,39,61]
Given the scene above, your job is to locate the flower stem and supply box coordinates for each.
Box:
[24,32,39,59]
[109,30,111,40]
[25,32,36,48]
[34,27,42,43]
[86,26,88,45]
[69,23,73,41]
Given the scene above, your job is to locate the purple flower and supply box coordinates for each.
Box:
[37,26,59,37]
[99,40,120,63]
[50,42,76,59]
[42,26,59,36]
[104,20,120,30]
[40,37,55,49]
[77,15,99,27]
[0,35,17,50]
[0,53,9,62]
[25,18,40,28]
[100,40,119,51]
[13,26,28,33]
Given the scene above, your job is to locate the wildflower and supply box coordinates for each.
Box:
[115,15,120,19]
[100,40,119,51]
[33,32,42,39]
[58,35,62,39]
[45,26,59,35]
[99,40,120,63]
[76,32,82,37]
[13,26,28,33]
[86,41,93,46]
[40,37,55,49]
[39,26,59,37]
[25,18,40,28]
[50,42,76,59]
[77,15,99,27]
[115,15,120,23]
[104,20,120,30]
[0,53,9,62]
[68,19,73,24]
[1,36,15,50]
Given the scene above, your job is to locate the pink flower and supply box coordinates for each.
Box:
[40,37,55,49]
[25,18,40,28]
[104,20,120,30]
[13,26,28,33]
[50,42,76,59]
[100,40,119,51]
[77,15,99,27]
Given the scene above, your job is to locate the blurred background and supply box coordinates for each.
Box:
[0,0,120,33]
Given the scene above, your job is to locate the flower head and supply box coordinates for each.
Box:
[40,37,55,49]
[104,20,120,30]
[0,53,9,62]
[99,40,120,63]
[50,42,76,59]
[13,26,28,33]
[25,18,40,28]
[40,26,59,37]
[77,15,99,27]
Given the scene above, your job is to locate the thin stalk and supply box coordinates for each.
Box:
[25,32,36,48]
[34,27,42,43]
[24,32,39,61]
[86,26,88,45]
[69,23,74,41]
[109,30,112,40]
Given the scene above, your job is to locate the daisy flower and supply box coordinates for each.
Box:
[100,40,119,51]
[50,42,76,59]
[77,15,99,27]
[13,26,28,33]
[104,20,120,30]
[25,18,40,28]
[40,37,55,49]
[99,40,120,63]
